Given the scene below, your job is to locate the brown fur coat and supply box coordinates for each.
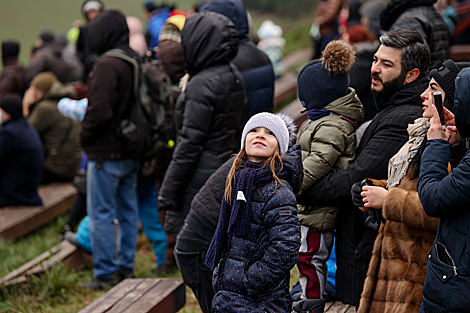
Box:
[357,168,440,313]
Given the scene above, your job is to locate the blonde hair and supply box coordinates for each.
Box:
[224,145,285,204]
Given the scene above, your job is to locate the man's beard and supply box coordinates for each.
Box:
[371,70,407,108]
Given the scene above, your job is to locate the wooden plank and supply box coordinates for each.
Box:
[281,48,312,74]
[0,183,77,240]
[130,279,185,313]
[325,301,352,313]
[106,279,160,313]
[79,279,145,313]
[0,240,86,287]
[79,278,185,313]
[345,305,357,313]
[274,72,298,108]
[450,45,470,62]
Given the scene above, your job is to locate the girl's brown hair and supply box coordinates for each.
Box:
[224,144,285,204]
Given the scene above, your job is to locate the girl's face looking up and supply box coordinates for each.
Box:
[245,127,278,163]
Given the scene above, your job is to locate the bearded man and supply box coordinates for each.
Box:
[296,29,430,307]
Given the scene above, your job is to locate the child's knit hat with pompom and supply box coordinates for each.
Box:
[297,40,356,109]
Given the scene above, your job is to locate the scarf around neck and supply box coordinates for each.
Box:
[205,160,288,270]
[387,117,429,188]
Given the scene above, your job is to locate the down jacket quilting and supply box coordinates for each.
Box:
[212,145,303,313]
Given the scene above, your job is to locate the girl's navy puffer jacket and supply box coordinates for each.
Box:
[212,145,303,313]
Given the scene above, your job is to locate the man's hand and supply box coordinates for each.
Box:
[361,186,387,209]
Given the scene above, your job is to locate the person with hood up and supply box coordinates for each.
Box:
[22,72,82,184]
[380,0,451,70]
[80,9,140,289]
[292,40,364,313]
[200,0,275,126]
[206,112,302,313]
[157,11,246,274]
[174,113,298,313]
[0,94,43,208]
[417,67,470,313]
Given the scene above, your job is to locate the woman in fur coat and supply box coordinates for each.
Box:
[353,59,470,313]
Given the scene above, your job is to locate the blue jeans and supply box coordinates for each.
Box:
[87,160,139,279]
[137,179,167,266]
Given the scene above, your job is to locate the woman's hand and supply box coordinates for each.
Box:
[427,104,450,141]
[361,186,387,209]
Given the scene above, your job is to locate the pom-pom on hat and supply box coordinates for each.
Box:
[241,112,290,155]
[430,59,470,109]
[297,40,355,110]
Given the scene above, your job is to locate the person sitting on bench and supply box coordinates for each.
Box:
[0,93,43,207]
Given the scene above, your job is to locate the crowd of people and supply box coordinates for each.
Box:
[1,0,470,312]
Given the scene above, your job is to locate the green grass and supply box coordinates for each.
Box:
[0,215,202,313]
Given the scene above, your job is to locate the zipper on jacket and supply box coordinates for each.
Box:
[435,241,458,276]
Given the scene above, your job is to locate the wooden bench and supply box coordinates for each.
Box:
[273,48,312,109]
[0,240,90,287]
[325,301,356,313]
[0,183,77,240]
[79,278,185,313]
[450,45,470,62]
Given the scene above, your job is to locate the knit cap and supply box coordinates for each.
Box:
[297,40,355,110]
[1,41,20,59]
[430,59,470,107]
[159,22,182,43]
[454,67,470,139]
[31,72,58,94]
[0,93,23,117]
[241,112,289,155]
[39,29,55,44]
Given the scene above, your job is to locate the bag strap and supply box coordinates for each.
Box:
[101,49,141,102]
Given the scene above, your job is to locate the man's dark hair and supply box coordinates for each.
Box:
[380,29,430,78]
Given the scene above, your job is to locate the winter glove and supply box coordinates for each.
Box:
[351,179,374,208]
[292,298,326,313]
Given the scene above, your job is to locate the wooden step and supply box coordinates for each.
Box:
[0,183,78,240]
[79,278,185,313]
[0,240,90,287]
[325,301,356,313]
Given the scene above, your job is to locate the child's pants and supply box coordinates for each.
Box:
[297,226,334,300]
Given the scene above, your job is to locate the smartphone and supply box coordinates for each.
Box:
[432,91,445,128]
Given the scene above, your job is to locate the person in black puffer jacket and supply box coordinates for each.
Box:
[417,67,470,313]
[380,0,451,70]
[174,114,297,313]
[200,0,275,126]
[157,11,246,273]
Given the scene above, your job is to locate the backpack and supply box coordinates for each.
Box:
[102,49,175,159]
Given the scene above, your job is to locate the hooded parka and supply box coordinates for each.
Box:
[418,67,470,313]
[158,11,246,233]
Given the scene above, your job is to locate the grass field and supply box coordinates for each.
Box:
[0,0,314,68]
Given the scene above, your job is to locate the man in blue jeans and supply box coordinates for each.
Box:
[79,10,141,289]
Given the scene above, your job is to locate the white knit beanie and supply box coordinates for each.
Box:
[241,112,290,155]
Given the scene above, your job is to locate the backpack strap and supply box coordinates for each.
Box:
[101,49,141,102]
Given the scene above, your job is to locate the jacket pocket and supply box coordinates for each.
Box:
[423,242,458,306]
[219,257,248,295]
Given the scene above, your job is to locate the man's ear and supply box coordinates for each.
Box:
[404,68,420,85]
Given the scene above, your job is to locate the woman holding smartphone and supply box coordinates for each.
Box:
[353,59,470,313]
[417,67,470,313]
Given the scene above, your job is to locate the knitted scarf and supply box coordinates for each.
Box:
[387,118,429,188]
[205,160,288,270]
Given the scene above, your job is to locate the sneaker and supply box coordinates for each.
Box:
[64,231,81,247]
[81,276,117,290]
[116,268,135,281]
